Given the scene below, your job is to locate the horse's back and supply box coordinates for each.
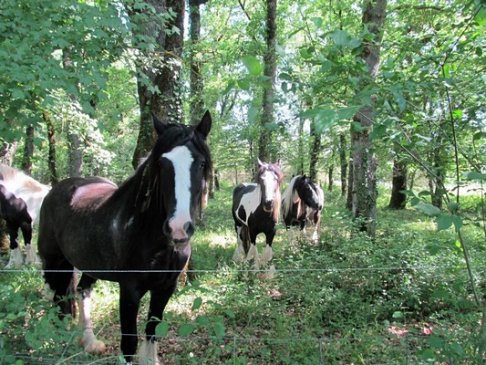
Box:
[38,177,118,263]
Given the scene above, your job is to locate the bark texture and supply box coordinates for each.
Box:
[258,0,277,162]
[350,0,387,237]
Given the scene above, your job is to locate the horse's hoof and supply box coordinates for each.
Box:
[5,248,23,269]
[83,339,106,354]
[80,332,106,353]
[232,246,245,262]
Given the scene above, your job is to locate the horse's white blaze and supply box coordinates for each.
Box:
[235,183,261,225]
[163,145,194,240]
[261,170,277,204]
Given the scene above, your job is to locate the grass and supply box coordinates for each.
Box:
[0,182,484,364]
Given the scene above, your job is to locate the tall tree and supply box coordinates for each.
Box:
[339,133,348,197]
[388,150,408,209]
[129,0,185,167]
[258,0,277,162]
[350,0,387,236]
[189,0,208,125]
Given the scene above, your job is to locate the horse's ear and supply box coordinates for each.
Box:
[152,113,166,136]
[196,110,212,138]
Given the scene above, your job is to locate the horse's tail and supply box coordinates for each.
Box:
[42,258,78,318]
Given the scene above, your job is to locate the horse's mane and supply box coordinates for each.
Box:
[282,175,300,217]
[0,164,50,193]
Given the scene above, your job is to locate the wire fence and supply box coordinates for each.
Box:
[0,261,483,364]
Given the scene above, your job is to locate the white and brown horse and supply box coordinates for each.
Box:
[232,159,284,268]
[282,175,323,243]
[0,164,50,267]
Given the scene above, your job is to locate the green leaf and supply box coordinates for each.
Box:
[155,321,169,337]
[178,323,195,337]
[452,215,463,231]
[330,29,361,49]
[475,6,486,26]
[464,171,486,181]
[192,297,203,311]
[392,311,403,319]
[437,214,453,231]
[241,55,263,76]
[473,131,486,141]
[213,321,225,338]
[414,201,441,217]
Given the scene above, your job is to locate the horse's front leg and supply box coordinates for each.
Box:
[246,230,260,269]
[78,274,106,354]
[20,222,38,265]
[119,283,144,364]
[139,283,178,365]
[5,223,22,268]
[232,225,246,262]
[261,226,275,267]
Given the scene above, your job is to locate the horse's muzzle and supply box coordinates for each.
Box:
[263,201,273,212]
[163,220,195,249]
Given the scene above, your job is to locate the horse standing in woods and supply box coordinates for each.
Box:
[0,164,50,268]
[232,159,283,268]
[282,175,324,243]
[38,112,212,364]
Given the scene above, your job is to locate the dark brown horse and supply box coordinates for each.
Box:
[38,112,212,364]
[232,159,283,268]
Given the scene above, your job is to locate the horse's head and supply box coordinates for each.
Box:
[257,159,283,213]
[148,111,212,250]
[297,176,322,211]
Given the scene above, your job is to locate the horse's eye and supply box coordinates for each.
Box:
[199,161,206,170]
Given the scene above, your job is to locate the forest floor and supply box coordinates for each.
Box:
[0,183,484,364]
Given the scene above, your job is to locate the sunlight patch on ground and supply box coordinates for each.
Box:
[204,232,234,248]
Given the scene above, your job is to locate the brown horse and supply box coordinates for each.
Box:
[38,112,212,364]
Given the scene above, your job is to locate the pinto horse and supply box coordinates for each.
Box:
[0,164,50,268]
[282,175,323,242]
[232,159,283,268]
[38,112,212,364]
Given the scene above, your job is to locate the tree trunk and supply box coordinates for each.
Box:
[309,119,321,181]
[328,145,335,191]
[0,142,17,166]
[346,155,353,210]
[67,123,82,177]
[339,133,347,197]
[388,155,408,209]
[350,0,387,237]
[130,0,185,167]
[258,0,277,162]
[63,48,83,177]
[44,111,59,185]
[21,125,34,175]
[189,0,207,125]
[297,113,305,175]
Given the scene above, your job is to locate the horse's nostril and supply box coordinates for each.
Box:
[184,221,195,237]
[162,220,171,237]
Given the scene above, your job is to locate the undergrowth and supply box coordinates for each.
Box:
[0,183,484,364]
